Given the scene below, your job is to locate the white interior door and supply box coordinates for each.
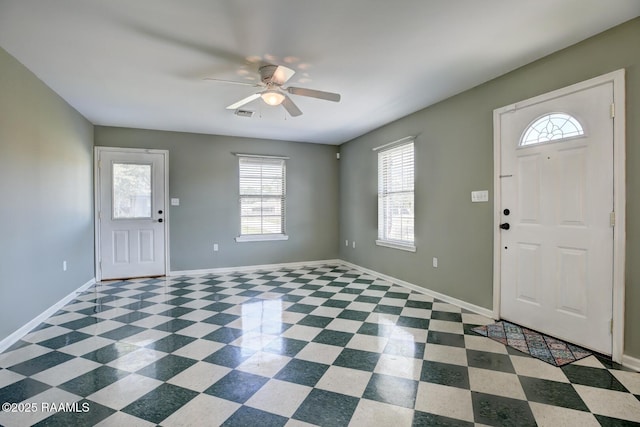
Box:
[498,82,614,355]
[96,148,167,280]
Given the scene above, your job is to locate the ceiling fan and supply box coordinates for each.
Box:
[206,64,341,117]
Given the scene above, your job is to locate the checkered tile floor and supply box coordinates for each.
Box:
[1,265,639,426]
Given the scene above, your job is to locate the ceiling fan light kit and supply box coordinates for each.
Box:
[261,90,285,106]
[211,64,341,117]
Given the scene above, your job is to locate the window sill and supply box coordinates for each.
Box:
[235,234,289,243]
[375,240,416,252]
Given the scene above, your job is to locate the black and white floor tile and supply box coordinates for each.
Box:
[0,264,639,426]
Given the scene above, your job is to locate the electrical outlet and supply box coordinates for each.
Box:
[352,241,356,249]
[432,257,438,268]
[345,240,349,247]
[63,261,67,271]
[214,243,219,252]
[471,190,489,203]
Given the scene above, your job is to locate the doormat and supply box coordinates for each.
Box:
[472,321,592,367]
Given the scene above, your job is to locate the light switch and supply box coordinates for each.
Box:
[471,190,489,203]
[171,198,180,206]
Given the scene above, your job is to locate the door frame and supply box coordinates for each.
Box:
[492,69,626,363]
[94,146,170,282]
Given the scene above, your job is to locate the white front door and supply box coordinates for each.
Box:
[96,148,167,280]
[498,81,615,355]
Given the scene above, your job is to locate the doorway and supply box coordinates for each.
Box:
[493,70,626,361]
[95,147,168,281]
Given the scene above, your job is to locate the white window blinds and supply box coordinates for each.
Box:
[238,156,286,237]
[377,141,415,250]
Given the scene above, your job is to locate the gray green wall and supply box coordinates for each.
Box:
[0,47,94,342]
[94,126,340,271]
[2,18,638,359]
[339,17,640,358]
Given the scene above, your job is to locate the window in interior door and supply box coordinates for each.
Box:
[520,112,584,146]
[112,162,152,219]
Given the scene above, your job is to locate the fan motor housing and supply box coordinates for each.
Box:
[259,65,278,84]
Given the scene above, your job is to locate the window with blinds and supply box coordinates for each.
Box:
[237,156,287,241]
[377,141,415,251]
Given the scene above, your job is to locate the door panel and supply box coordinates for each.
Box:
[499,82,614,354]
[558,147,587,225]
[516,243,541,305]
[97,148,167,280]
[139,229,155,263]
[517,155,541,223]
[556,247,587,316]
[113,230,130,264]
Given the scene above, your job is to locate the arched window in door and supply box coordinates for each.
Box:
[520,113,584,146]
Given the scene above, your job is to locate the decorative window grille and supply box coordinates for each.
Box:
[520,113,584,146]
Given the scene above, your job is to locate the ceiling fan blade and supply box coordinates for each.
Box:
[125,20,248,65]
[281,95,303,117]
[226,93,261,110]
[204,78,262,87]
[286,87,341,102]
[271,65,296,85]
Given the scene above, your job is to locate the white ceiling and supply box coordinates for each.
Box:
[1,1,638,145]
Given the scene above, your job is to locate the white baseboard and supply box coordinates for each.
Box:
[173,258,492,319]
[339,260,494,319]
[622,354,640,372]
[170,259,342,277]
[0,278,96,354]
[5,260,638,372]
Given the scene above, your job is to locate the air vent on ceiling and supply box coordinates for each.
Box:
[235,109,254,118]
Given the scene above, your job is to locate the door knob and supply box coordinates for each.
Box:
[500,223,510,230]
[503,209,510,216]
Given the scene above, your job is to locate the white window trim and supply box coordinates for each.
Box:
[235,233,289,243]
[233,153,290,160]
[372,135,416,152]
[377,139,416,249]
[236,154,287,241]
[375,239,416,252]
